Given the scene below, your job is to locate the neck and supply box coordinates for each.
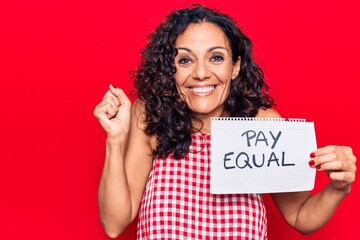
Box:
[191,110,230,134]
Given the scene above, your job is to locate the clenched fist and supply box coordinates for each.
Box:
[94,84,131,144]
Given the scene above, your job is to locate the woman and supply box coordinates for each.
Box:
[93,5,356,239]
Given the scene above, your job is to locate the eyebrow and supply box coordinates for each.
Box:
[176,46,229,53]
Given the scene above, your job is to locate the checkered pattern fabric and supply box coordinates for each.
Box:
[137,133,268,239]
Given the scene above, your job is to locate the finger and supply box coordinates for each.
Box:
[317,160,356,172]
[94,102,118,123]
[313,145,353,157]
[109,85,131,107]
[93,104,111,125]
[102,102,119,119]
[102,90,120,106]
[310,146,355,166]
[328,171,355,184]
[315,152,346,165]
[100,95,119,110]
[105,103,119,119]
[313,153,356,171]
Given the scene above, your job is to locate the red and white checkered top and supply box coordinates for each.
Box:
[137,133,268,239]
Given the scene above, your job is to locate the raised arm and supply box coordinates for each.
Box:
[94,85,153,238]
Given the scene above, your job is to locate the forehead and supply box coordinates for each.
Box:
[175,22,230,49]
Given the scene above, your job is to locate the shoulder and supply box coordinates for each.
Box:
[132,98,145,115]
[255,107,282,118]
[131,98,157,150]
[131,98,146,126]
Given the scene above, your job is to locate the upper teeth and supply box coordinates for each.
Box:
[191,86,215,93]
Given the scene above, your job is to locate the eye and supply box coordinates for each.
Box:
[178,57,192,65]
[210,54,225,63]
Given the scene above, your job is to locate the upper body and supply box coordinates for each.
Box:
[93,4,356,239]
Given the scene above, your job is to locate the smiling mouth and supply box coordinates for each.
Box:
[189,86,216,94]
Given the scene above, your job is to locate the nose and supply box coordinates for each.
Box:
[192,60,211,80]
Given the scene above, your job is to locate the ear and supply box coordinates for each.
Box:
[231,57,241,80]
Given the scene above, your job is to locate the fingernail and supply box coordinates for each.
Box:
[308,160,315,166]
[316,165,321,170]
[310,152,316,158]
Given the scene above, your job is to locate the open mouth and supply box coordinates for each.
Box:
[189,86,216,94]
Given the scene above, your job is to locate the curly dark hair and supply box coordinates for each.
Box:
[132,4,274,159]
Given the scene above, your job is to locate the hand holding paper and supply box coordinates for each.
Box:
[310,146,356,193]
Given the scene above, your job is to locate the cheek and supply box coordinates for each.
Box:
[211,66,234,82]
[174,68,192,86]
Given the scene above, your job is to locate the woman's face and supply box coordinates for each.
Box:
[174,22,240,119]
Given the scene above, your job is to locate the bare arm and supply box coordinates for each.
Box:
[271,182,350,235]
[257,108,356,235]
[94,85,153,238]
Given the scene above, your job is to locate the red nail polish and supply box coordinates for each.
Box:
[310,152,316,158]
[316,165,321,170]
[308,160,315,166]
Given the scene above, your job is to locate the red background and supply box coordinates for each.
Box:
[1,0,359,239]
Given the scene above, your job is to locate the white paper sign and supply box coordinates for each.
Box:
[210,118,317,194]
